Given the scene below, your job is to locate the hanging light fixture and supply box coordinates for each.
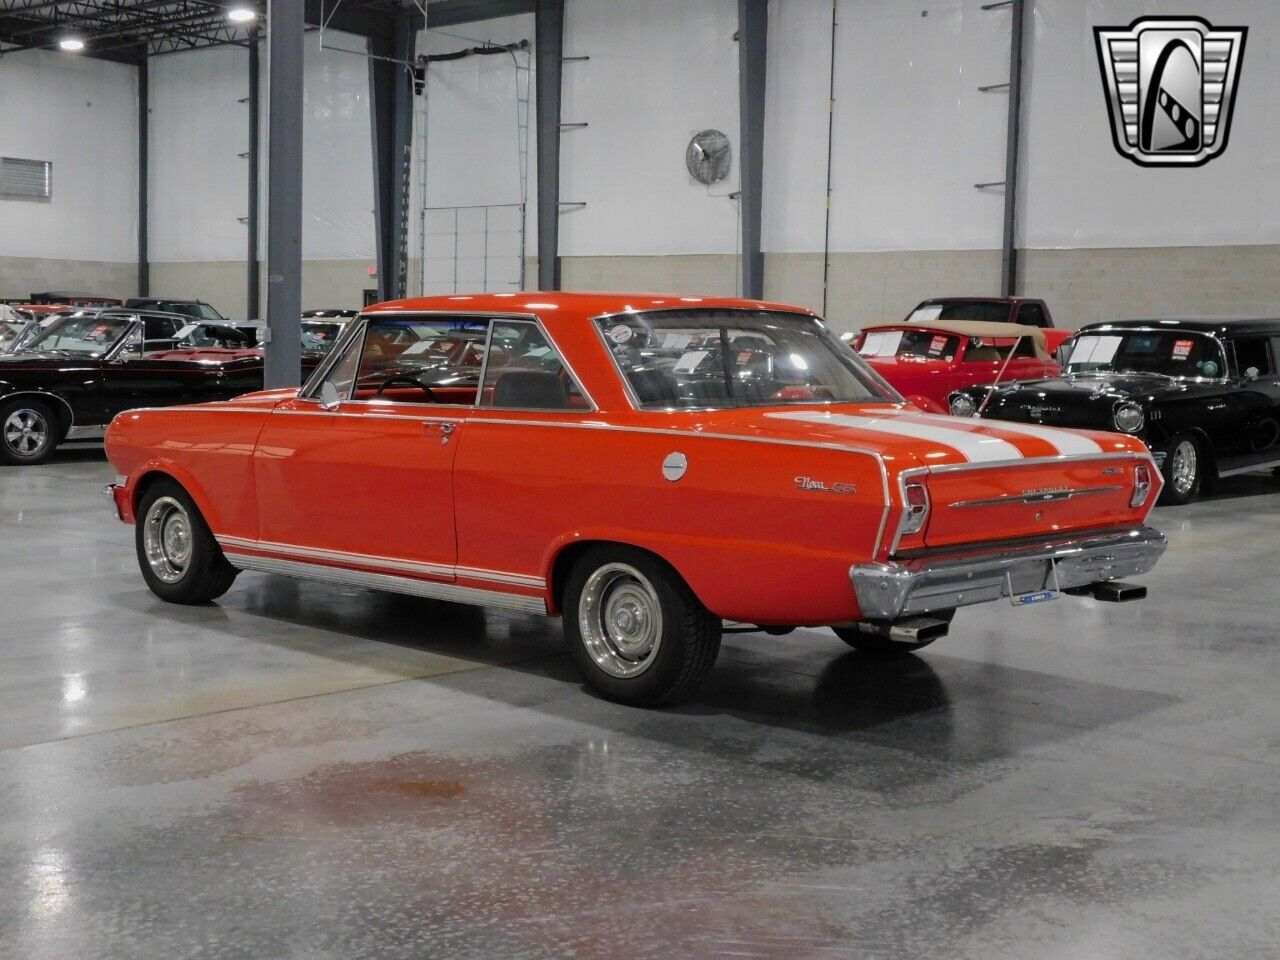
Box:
[227,6,257,23]
[58,35,86,51]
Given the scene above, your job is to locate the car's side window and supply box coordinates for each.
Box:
[479,319,587,410]
[1017,304,1047,328]
[314,324,365,401]
[1233,336,1273,378]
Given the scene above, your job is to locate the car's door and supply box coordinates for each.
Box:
[250,314,465,579]
[1214,335,1280,471]
[99,323,239,418]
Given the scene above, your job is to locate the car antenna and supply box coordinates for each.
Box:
[977,332,1025,416]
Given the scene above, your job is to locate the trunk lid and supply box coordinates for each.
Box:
[920,458,1145,549]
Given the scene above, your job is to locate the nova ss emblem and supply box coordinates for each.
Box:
[1026,405,1060,418]
[1095,16,1247,168]
[949,485,1124,509]
[795,476,856,495]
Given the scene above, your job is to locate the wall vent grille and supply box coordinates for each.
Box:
[0,157,53,200]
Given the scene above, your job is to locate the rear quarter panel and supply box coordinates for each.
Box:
[452,414,891,625]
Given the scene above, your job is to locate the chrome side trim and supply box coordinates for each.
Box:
[214,536,546,588]
[850,526,1167,619]
[948,485,1124,509]
[925,450,1151,474]
[65,424,107,441]
[1217,456,1280,478]
[223,552,548,616]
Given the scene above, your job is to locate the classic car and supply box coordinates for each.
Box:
[104,293,1166,706]
[905,297,1071,351]
[27,291,123,307]
[0,309,269,465]
[123,298,228,323]
[852,320,1059,411]
[947,317,1280,504]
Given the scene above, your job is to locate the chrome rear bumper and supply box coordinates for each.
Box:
[850,526,1167,620]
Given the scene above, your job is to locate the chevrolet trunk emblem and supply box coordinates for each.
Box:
[1095,16,1247,168]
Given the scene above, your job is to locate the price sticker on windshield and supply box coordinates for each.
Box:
[1172,339,1194,360]
[929,336,947,355]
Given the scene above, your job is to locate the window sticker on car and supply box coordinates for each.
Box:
[929,335,947,355]
[1068,335,1122,365]
[674,350,710,373]
[1172,339,1194,359]
[175,323,198,340]
[858,331,903,357]
[608,324,633,345]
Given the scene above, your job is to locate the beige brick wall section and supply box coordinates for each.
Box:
[0,257,137,301]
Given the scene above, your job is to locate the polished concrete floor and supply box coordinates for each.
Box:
[2,450,1279,959]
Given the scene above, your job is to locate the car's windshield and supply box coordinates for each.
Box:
[173,323,253,349]
[1066,330,1226,378]
[23,313,134,356]
[301,321,349,354]
[858,328,961,362]
[906,300,1009,324]
[0,321,24,350]
[597,309,900,408]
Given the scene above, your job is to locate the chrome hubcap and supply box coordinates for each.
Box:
[3,408,49,458]
[1171,440,1198,495]
[578,562,663,679]
[143,496,193,584]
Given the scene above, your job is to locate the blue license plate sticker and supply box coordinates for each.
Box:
[1012,590,1057,606]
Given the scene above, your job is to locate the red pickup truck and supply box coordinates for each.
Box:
[904,297,1071,352]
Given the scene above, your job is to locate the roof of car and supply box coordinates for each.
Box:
[915,296,1041,305]
[1079,317,1280,336]
[364,292,814,321]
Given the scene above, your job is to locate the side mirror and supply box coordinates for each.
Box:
[319,381,341,410]
[1244,366,1261,382]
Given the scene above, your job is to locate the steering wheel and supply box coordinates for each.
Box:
[376,374,441,403]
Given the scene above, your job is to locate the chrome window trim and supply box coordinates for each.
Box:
[588,305,903,413]
[299,310,598,413]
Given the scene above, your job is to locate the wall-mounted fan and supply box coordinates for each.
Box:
[685,129,732,185]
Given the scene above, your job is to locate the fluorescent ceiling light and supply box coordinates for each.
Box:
[227,6,256,23]
[58,36,85,51]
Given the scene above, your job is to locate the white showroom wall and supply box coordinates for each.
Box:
[0,48,138,296]
[148,29,376,317]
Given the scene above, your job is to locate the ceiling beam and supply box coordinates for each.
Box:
[426,0,535,28]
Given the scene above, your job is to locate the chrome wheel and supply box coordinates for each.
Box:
[577,562,664,679]
[1171,439,1198,495]
[142,496,193,584]
[3,407,50,459]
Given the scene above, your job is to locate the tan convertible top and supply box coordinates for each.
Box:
[864,319,1050,361]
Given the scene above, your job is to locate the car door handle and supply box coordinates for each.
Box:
[424,421,456,443]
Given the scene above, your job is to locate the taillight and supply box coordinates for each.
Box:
[1131,463,1153,507]
[900,482,930,536]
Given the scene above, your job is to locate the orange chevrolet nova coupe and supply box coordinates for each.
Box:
[104,293,1167,705]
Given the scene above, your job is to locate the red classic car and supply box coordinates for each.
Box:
[853,320,1060,412]
[104,293,1166,706]
[905,296,1072,351]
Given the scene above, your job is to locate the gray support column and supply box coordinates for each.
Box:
[137,57,149,296]
[247,32,261,319]
[1000,0,1026,296]
[264,0,303,388]
[737,0,767,300]
[369,13,416,302]
[535,0,564,291]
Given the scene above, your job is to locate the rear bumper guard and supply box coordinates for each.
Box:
[850,526,1167,620]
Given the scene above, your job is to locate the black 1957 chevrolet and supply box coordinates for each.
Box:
[0,309,301,466]
[949,318,1280,504]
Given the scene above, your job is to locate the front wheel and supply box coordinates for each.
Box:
[135,478,239,603]
[1160,434,1204,505]
[0,398,64,465]
[563,547,721,706]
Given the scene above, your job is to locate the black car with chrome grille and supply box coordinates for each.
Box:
[948,318,1280,504]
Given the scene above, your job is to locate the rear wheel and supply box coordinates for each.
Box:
[1160,434,1203,505]
[135,478,238,603]
[563,546,721,706]
[0,398,63,466]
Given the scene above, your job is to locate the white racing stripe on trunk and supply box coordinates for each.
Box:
[769,410,1021,463]
[967,418,1104,456]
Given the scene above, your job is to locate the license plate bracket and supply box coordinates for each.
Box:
[1005,558,1061,606]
